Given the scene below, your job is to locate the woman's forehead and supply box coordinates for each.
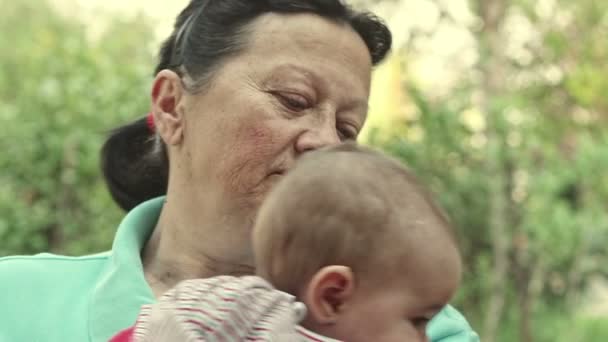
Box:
[241,12,373,89]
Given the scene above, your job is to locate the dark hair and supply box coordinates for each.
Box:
[101,0,392,211]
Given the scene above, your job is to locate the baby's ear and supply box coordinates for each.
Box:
[302,265,355,325]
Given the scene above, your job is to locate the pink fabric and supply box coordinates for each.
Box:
[109,326,134,342]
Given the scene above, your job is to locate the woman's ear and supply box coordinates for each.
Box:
[151,69,185,146]
[303,265,356,325]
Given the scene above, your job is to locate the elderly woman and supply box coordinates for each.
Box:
[0,1,478,341]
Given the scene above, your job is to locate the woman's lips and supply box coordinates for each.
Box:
[269,171,284,178]
[267,170,286,181]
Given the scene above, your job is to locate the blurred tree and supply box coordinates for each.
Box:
[2,0,607,341]
[363,0,608,341]
[0,0,154,255]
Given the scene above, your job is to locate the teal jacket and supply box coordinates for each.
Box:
[0,197,479,341]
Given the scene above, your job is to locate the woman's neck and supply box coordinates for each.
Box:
[141,200,255,298]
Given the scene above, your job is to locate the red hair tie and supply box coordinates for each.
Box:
[146,112,156,133]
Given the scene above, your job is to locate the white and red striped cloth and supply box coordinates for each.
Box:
[127,276,341,342]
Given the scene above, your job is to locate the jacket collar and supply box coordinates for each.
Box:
[89,197,164,341]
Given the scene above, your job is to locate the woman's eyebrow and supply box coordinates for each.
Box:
[268,64,368,113]
[269,63,323,86]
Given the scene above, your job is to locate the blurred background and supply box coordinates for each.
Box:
[1,0,607,341]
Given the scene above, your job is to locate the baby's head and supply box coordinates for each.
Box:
[253,143,462,342]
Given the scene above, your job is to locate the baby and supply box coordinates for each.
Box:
[112,143,462,342]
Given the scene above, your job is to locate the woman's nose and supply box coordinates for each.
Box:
[294,120,341,154]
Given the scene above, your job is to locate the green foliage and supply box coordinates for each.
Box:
[371,87,608,341]
[1,0,607,341]
[495,309,608,342]
[367,1,608,338]
[0,0,154,255]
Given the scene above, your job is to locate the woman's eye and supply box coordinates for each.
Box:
[277,93,311,112]
[338,125,358,141]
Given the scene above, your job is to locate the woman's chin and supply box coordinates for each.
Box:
[267,172,284,182]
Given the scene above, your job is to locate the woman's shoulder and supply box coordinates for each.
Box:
[427,305,480,342]
[0,251,110,272]
[0,252,113,340]
[0,251,111,290]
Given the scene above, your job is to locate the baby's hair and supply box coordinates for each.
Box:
[253,142,459,296]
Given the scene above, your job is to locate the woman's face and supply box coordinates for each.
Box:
[165,13,373,219]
